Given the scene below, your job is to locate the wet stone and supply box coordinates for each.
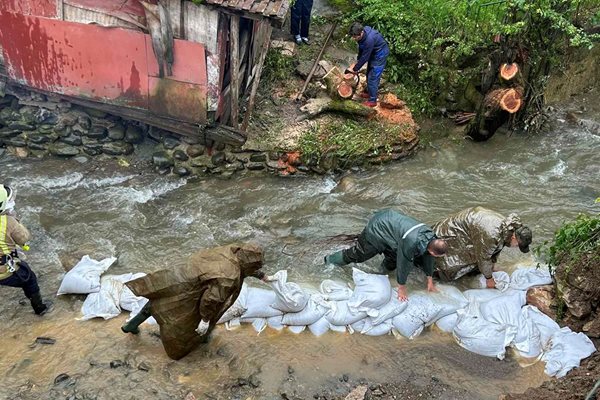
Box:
[71,123,89,135]
[173,149,189,161]
[174,166,190,177]
[55,126,71,137]
[152,151,174,168]
[107,124,125,141]
[54,373,70,385]
[186,144,205,158]
[246,162,265,170]
[74,156,89,164]
[250,153,267,162]
[163,136,180,150]
[83,146,102,156]
[137,362,150,372]
[36,109,58,124]
[215,142,226,151]
[49,143,80,157]
[147,127,162,142]
[28,142,48,151]
[125,125,144,144]
[77,114,91,129]
[60,134,83,146]
[181,135,201,145]
[190,155,211,168]
[211,152,226,166]
[296,165,310,173]
[102,142,134,156]
[86,126,107,139]
[269,151,281,161]
[0,128,21,138]
[3,136,27,147]
[8,122,35,131]
[109,360,123,369]
[37,124,55,134]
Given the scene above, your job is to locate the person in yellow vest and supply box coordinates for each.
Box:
[0,185,52,315]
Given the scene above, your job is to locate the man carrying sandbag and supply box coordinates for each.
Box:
[0,184,52,315]
[433,206,532,287]
[121,243,271,360]
[324,209,448,301]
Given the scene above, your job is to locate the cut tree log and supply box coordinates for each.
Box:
[499,63,519,81]
[484,87,523,114]
[337,82,354,99]
[323,67,357,100]
[300,97,377,119]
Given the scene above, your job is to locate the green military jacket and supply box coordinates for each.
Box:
[432,206,522,280]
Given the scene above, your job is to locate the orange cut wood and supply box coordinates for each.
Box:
[499,88,522,113]
[337,82,354,99]
[500,63,519,80]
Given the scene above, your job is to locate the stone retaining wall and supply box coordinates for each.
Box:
[0,87,419,177]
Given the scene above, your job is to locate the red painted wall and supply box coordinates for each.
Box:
[0,11,207,123]
[0,0,57,18]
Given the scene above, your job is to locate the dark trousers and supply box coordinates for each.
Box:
[290,0,314,38]
[0,261,40,298]
[366,53,388,102]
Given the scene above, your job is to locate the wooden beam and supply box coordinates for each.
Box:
[229,15,240,129]
[167,0,182,38]
[241,21,272,132]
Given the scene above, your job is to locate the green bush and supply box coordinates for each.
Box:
[262,48,297,86]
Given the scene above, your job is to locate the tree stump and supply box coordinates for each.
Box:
[484,87,523,114]
[499,63,520,81]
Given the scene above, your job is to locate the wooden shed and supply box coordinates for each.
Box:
[0,0,290,145]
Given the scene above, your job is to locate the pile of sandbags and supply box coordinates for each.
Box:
[217,266,595,378]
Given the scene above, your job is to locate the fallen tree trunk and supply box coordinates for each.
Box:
[484,87,523,114]
[323,67,356,100]
[300,98,377,119]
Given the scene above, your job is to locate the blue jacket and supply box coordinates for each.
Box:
[353,26,389,72]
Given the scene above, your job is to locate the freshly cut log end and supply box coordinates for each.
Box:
[499,88,522,113]
[500,63,519,80]
[343,73,359,88]
[337,82,354,99]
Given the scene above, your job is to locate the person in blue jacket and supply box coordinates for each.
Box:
[324,210,448,301]
[347,22,390,107]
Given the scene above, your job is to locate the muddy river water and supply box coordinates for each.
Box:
[0,106,599,399]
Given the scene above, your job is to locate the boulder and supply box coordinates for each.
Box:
[125,125,144,144]
[35,109,59,124]
[174,166,191,177]
[87,126,107,139]
[83,145,103,156]
[152,151,174,168]
[163,135,180,150]
[60,134,83,146]
[583,316,600,338]
[526,285,557,320]
[0,128,21,138]
[49,143,80,157]
[102,142,134,156]
[246,162,265,171]
[8,122,35,131]
[107,124,126,141]
[173,149,189,161]
[186,145,205,158]
[211,152,226,166]
[147,127,163,142]
[3,136,27,147]
[37,124,56,134]
[249,153,267,163]
[28,142,48,151]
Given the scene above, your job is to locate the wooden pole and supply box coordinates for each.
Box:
[295,21,337,101]
[241,21,273,132]
[230,15,240,129]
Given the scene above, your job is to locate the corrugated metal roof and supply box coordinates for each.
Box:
[204,0,289,23]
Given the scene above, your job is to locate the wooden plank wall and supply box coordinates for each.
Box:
[183,1,219,55]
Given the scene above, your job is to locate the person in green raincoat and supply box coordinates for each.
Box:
[432,206,532,288]
[324,210,448,301]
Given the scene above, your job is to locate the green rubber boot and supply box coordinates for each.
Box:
[121,303,152,334]
[324,251,346,266]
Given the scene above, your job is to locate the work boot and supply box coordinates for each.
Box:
[324,251,346,266]
[121,303,152,334]
[29,292,53,315]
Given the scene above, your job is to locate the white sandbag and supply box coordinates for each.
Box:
[251,318,267,333]
[479,290,528,348]
[282,295,327,326]
[350,319,392,336]
[427,285,469,319]
[320,279,353,301]
[119,273,147,312]
[510,267,553,290]
[240,286,283,319]
[365,291,408,325]
[463,288,504,303]
[57,255,116,295]
[267,315,285,331]
[328,323,347,333]
[217,303,248,324]
[347,268,391,312]
[288,325,306,334]
[225,318,241,330]
[515,316,543,359]
[308,317,330,336]
[270,270,309,313]
[522,305,560,346]
[542,327,596,377]
[477,271,510,292]
[324,300,367,326]
[80,275,124,320]
[435,313,458,333]
[391,294,441,339]
[452,302,508,359]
